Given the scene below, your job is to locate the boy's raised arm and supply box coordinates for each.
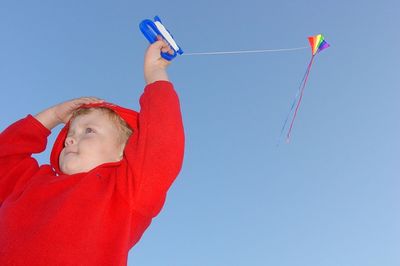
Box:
[124,38,184,217]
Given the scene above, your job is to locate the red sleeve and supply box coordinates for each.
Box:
[0,115,51,204]
[123,81,185,217]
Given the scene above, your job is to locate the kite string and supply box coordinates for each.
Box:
[286,55,315,142]
[182,46,308,56]
[181,44,316,143]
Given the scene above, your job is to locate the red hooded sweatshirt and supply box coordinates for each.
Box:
[0,81,184,265]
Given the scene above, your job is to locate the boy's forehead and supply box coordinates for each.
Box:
[70,109,111,127]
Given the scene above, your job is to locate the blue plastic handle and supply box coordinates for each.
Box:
[139,16,177,61]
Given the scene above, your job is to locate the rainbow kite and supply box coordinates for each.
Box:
[280,34,330,142]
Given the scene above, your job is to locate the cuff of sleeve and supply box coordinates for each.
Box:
[145,80,173,90]
[27,114,52,137]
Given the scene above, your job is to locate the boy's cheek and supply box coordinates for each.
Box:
[58,150,65,163]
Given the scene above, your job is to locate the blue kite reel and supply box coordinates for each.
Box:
[139,16,183,61]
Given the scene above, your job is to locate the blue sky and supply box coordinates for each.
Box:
[1,0,399,265]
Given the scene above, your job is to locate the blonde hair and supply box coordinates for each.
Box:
[71,107,133,145]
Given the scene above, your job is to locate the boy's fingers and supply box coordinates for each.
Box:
[69,97,104,107]
[151,41,163,51]
[78,97,104,102]
[154,36,171,50]
[158,43,174,55]
[146,37,175,58]
[161,47,172,54]
[87,97,104,102]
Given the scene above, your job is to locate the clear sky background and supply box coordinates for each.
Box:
[1,0,399,265]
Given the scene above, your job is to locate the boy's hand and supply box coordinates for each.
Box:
[34,97,104,130]
[52,97,104,123]
[144,36,174,84]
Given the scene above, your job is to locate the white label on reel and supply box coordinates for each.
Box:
[154,21,180,52]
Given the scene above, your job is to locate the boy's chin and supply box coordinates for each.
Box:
[60,167,78,175]
[59,159,121,175]
[60,164,88,175]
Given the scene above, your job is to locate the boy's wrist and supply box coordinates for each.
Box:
[34,107,62,130]
[145,68,169,85]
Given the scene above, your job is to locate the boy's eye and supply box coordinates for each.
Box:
[85,128,95,134]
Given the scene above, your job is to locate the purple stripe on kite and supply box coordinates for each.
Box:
[317,40,330,53]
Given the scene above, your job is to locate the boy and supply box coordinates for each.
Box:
[0,38,184,265]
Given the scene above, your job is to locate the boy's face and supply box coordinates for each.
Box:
[59,109,124,175]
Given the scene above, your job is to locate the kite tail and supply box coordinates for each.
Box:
[278,56,314,139]
[278,55,315,144]
[285,55,315,142]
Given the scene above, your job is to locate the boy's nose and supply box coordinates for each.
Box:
[65,136,75,146]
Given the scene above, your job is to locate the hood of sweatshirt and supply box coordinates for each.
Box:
[50,102,138,175]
